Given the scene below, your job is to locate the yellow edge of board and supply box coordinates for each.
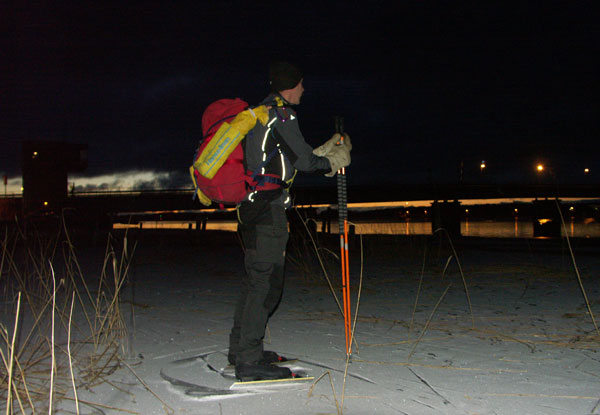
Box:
[232,376,314,386]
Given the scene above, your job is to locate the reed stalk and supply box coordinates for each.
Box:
[119,358,173,415]
[293,208,344,316]
[555,199,600,336]
[68,292,80,415]
[48,262,56,415]
[430,228,474,327]
[408,283,452,359]
[309,371,341,414]
[4,292,21,415]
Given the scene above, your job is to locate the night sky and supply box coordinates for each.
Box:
[3,1,597,190]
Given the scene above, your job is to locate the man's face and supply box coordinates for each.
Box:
[286,80,304,105]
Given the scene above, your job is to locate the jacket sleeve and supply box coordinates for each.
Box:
[273,108,332,174]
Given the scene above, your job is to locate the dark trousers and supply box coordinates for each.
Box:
[228,199,289,364]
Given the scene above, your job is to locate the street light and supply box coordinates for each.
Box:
[480,160,486,173]
[536,164,544,172]
[584,168,590,174]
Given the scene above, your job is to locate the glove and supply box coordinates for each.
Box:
[324,142,351,177]
[312,132,352,177]
[313,133,341,157]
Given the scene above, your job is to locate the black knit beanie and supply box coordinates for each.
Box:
[269,61,303,93]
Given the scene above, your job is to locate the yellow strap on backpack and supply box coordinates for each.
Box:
[286,169,298,188]
[193,106,269,179]
[188,166,212,206]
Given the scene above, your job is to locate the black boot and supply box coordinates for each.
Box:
[262,350,286,363]
[235,360,292,381]
[229,350,284,366]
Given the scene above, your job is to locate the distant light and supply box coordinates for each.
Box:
[424,210,428,215]
[32,151,38,159]
[514,208,518,213]
[480,161,486,170]
[569,206,574,211]
[536,164,544,172]
[43,201,48,206]
[465,209,469,213]
[584,168,590,174]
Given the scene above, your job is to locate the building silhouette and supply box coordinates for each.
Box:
[21,140,87,215]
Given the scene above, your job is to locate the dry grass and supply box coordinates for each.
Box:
[290,209,369,414]
[0,215,133,414]
[289,208,344,314]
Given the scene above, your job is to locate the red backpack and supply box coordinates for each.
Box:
[189,98,286,207]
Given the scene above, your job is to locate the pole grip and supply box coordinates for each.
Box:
[335,116,344,136]
[334,116,347,230]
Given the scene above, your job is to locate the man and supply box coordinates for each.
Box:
[228,61,352,381]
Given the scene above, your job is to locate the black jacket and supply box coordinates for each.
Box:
[244,94,331,186]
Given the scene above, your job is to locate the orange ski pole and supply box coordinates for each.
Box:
[343,217,351,355]
[335,116,352,357]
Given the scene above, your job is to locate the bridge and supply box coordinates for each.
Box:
[1,182,597,237]
[1,183,598,217]
[62,183,598,214]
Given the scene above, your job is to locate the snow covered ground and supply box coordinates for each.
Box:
[68,230,599,415]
